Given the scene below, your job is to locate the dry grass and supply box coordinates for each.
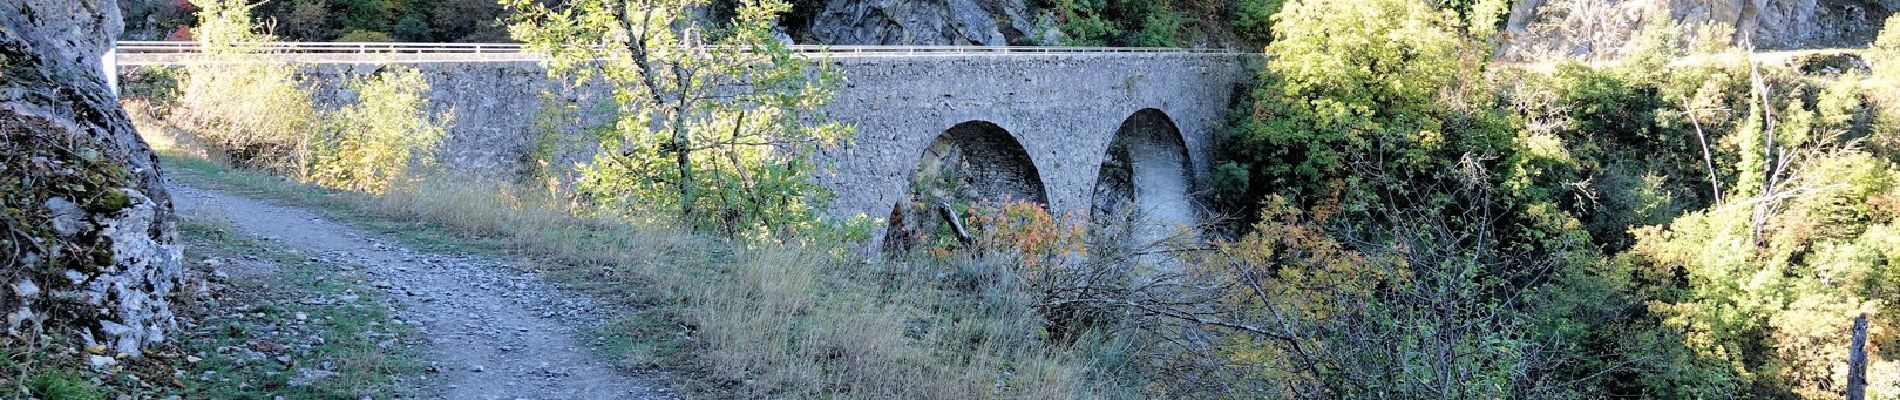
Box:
[158,152,1112,399]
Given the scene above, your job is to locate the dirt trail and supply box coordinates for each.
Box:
[171,183,674,400]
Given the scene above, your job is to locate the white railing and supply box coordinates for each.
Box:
[117,41,528,54]
[113,41,1249,65]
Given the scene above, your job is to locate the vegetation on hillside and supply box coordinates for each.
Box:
[1198,0,1900,397]
[121,0,512,42]
[114,0,1900,398]
[1046,0,1266,47]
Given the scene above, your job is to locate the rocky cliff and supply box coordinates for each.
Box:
[1501,0,1896,61]
[807,0,1058,45]
[1,0,183,357]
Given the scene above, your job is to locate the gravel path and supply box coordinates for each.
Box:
[171,183,674,400]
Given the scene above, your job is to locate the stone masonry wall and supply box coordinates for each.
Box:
[127,55,1251,229]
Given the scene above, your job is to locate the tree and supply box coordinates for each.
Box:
[336,0,394,35]
[1618,61,1900,399]
[279,0,338,41]
[504,0,852,235]
[1215,0,1512,217]
[430,0,508,41]
[392,15,433,41]
[1194,0,1647,397]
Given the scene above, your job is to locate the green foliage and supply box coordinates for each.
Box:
[336,0,394,34]
[1195,1,1637,397]
[166,2,445,195]
[1867,19,1900,160]
[425,0,510,42]
[506,0,854,237]
[276,0,336,41]
[1606,62,1900,399]
[1873,16,1900,80]
[1218,0,1510,216]
[1051,0,1120,46]
[239,0,505,42]
[1230,0,1281,44]
[1129,7,1185,47]
[173,0,320,171]
[304,67,447,194]
[24,369,105,400]
[1191,0,1900,398]
[1205,193,1567,398]
[1048,0,1190,47]
[336,28,395,42]
[1498,62,1726,250]
[392,16,433,41]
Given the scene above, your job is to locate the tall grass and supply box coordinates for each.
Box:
[157,153,1114,398]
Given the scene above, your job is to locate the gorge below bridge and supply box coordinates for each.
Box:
[116,43,1255,245]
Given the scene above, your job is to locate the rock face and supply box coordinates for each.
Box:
[1500,0,1896,61]
[809,0,1047,45]
[1,0,183,356]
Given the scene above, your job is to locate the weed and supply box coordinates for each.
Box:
[24,369,106,400]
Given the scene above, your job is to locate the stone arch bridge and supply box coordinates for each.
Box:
[115,44,1253,241]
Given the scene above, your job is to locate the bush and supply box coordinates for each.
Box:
[303,67,447,194]
[171,0,319,171]
[1872,16,1900,80]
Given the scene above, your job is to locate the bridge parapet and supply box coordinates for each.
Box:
[114,41,1251,65]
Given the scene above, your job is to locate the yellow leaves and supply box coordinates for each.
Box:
[1628,153,1900,399]
[1768,293,1875,399]
[304,68,445,195]
[1224,195,1391,305]
[958,199,1089,269]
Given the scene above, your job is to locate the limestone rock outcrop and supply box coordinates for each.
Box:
[809,0,1047,45]
[1500,0,1895,61]
[1,0,183,356]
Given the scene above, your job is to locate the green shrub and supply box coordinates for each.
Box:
[304,67,447,194]
[171,0,319,171]
[1052,0,1119,46]
[1128,7,1184,47]
[1872,16,1900,80]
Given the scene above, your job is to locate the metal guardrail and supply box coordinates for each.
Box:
[113,41,1249,65]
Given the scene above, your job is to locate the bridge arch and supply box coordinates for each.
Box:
[1089,108,1198,255]
[883,120,1048,251]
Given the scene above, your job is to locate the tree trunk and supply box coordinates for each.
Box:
[675,122,695,219]
[1848,313,1869,400]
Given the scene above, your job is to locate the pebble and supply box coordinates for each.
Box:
[86,354,118,369]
